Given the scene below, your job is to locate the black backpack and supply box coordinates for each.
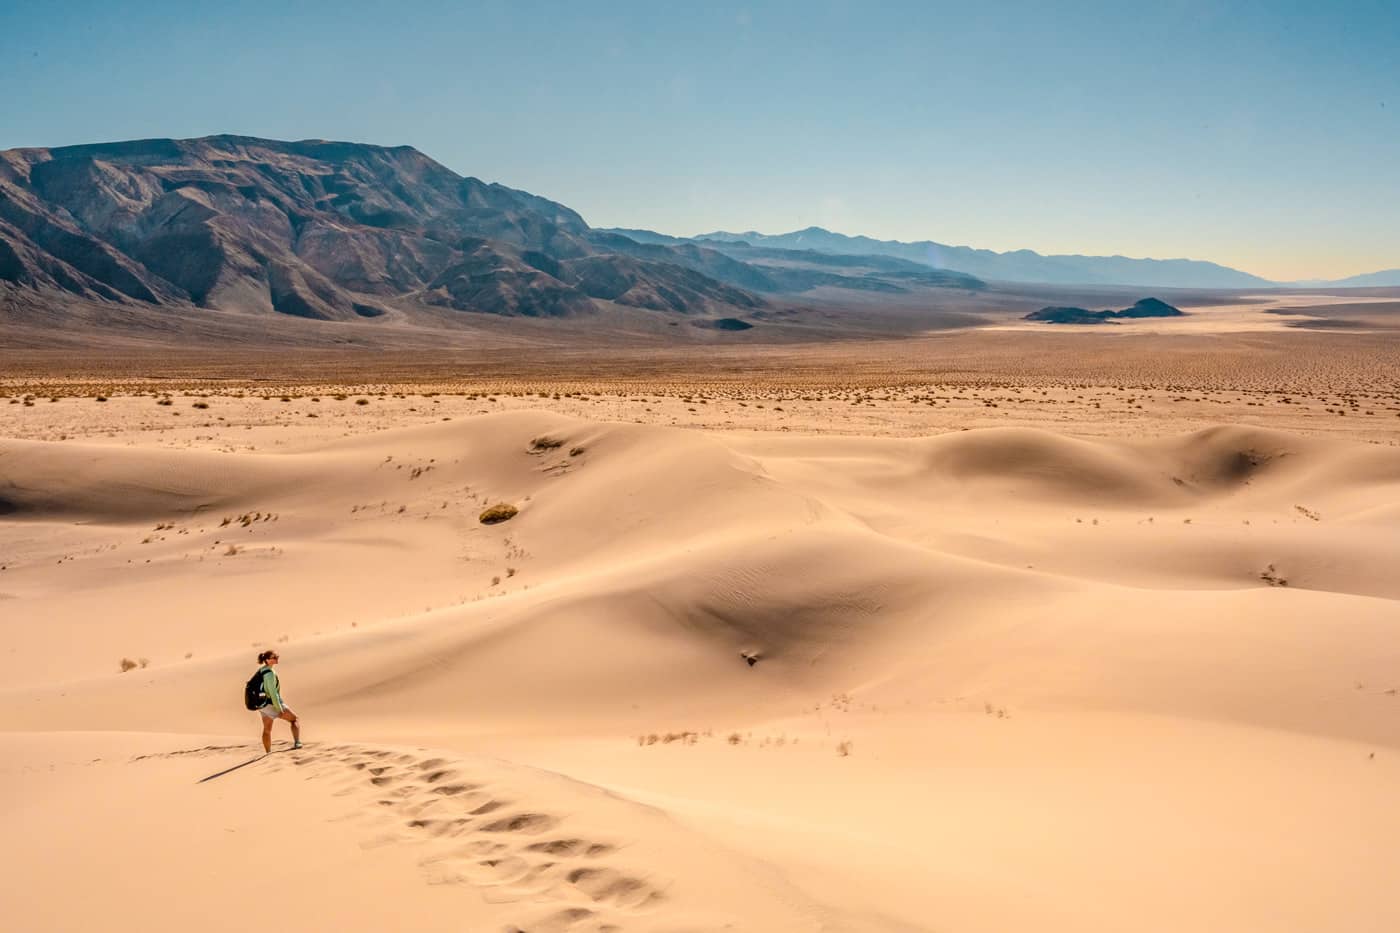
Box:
[244,668,268,710]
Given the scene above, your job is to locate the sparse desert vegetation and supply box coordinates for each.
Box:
[7,5,1400,930]
[479,503,518,524]
[6,310,1400,933]
[6,320,1400,449]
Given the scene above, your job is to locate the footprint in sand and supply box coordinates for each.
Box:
[527,839,614,858]
[141,742,662,929]
[503,907,621,933]
[469,799,506,814]
[565,867,663,910]
[480,812,557,834]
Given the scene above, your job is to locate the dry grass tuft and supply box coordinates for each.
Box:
[639,731,700,746]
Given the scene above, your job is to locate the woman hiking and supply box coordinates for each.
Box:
[253,650,302,753]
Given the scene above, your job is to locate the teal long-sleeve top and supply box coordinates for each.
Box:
[260,665,283,713]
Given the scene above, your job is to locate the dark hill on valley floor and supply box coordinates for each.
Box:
[1024,297,1184,324]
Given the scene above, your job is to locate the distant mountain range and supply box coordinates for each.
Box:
[1315,269,1400,288]
[0,136,793,321]
[2,136,985,326]
[605,226,1400,290]
[1,136,1391,330]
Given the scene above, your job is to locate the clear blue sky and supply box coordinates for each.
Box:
[3,0,1396,280]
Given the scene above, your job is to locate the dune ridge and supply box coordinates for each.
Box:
[5,410,1400,931]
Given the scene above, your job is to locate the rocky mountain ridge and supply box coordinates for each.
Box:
[1,137,998,326]
[0,136,787,322]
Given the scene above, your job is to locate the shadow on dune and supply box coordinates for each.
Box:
[197,754,270,783]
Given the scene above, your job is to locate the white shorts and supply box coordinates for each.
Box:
[259,704,294,719]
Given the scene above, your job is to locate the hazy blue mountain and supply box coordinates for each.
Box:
[604,228,690,247]
[1322,269,1400,288]
[599,226,1275,288]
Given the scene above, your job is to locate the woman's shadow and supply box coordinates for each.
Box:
[197,749,290,783]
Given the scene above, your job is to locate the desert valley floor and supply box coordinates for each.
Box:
[4,319,1400,932]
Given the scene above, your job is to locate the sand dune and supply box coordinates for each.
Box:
[5,410,1400,931]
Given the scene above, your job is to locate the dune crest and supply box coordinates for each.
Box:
[5,410,1400,931]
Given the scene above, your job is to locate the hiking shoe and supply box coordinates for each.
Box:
[293,741,303,749]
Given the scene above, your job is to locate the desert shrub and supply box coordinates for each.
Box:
[529,436,565,452]
[119,658,138,672]
[192,401,209,409]
[479,503,518,525]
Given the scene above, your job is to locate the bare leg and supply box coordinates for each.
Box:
[261,715,273,754]
[281,709,301,746]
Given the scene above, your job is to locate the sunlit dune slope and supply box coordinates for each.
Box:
[5,412,1398,743]
[5,410,1400,932]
